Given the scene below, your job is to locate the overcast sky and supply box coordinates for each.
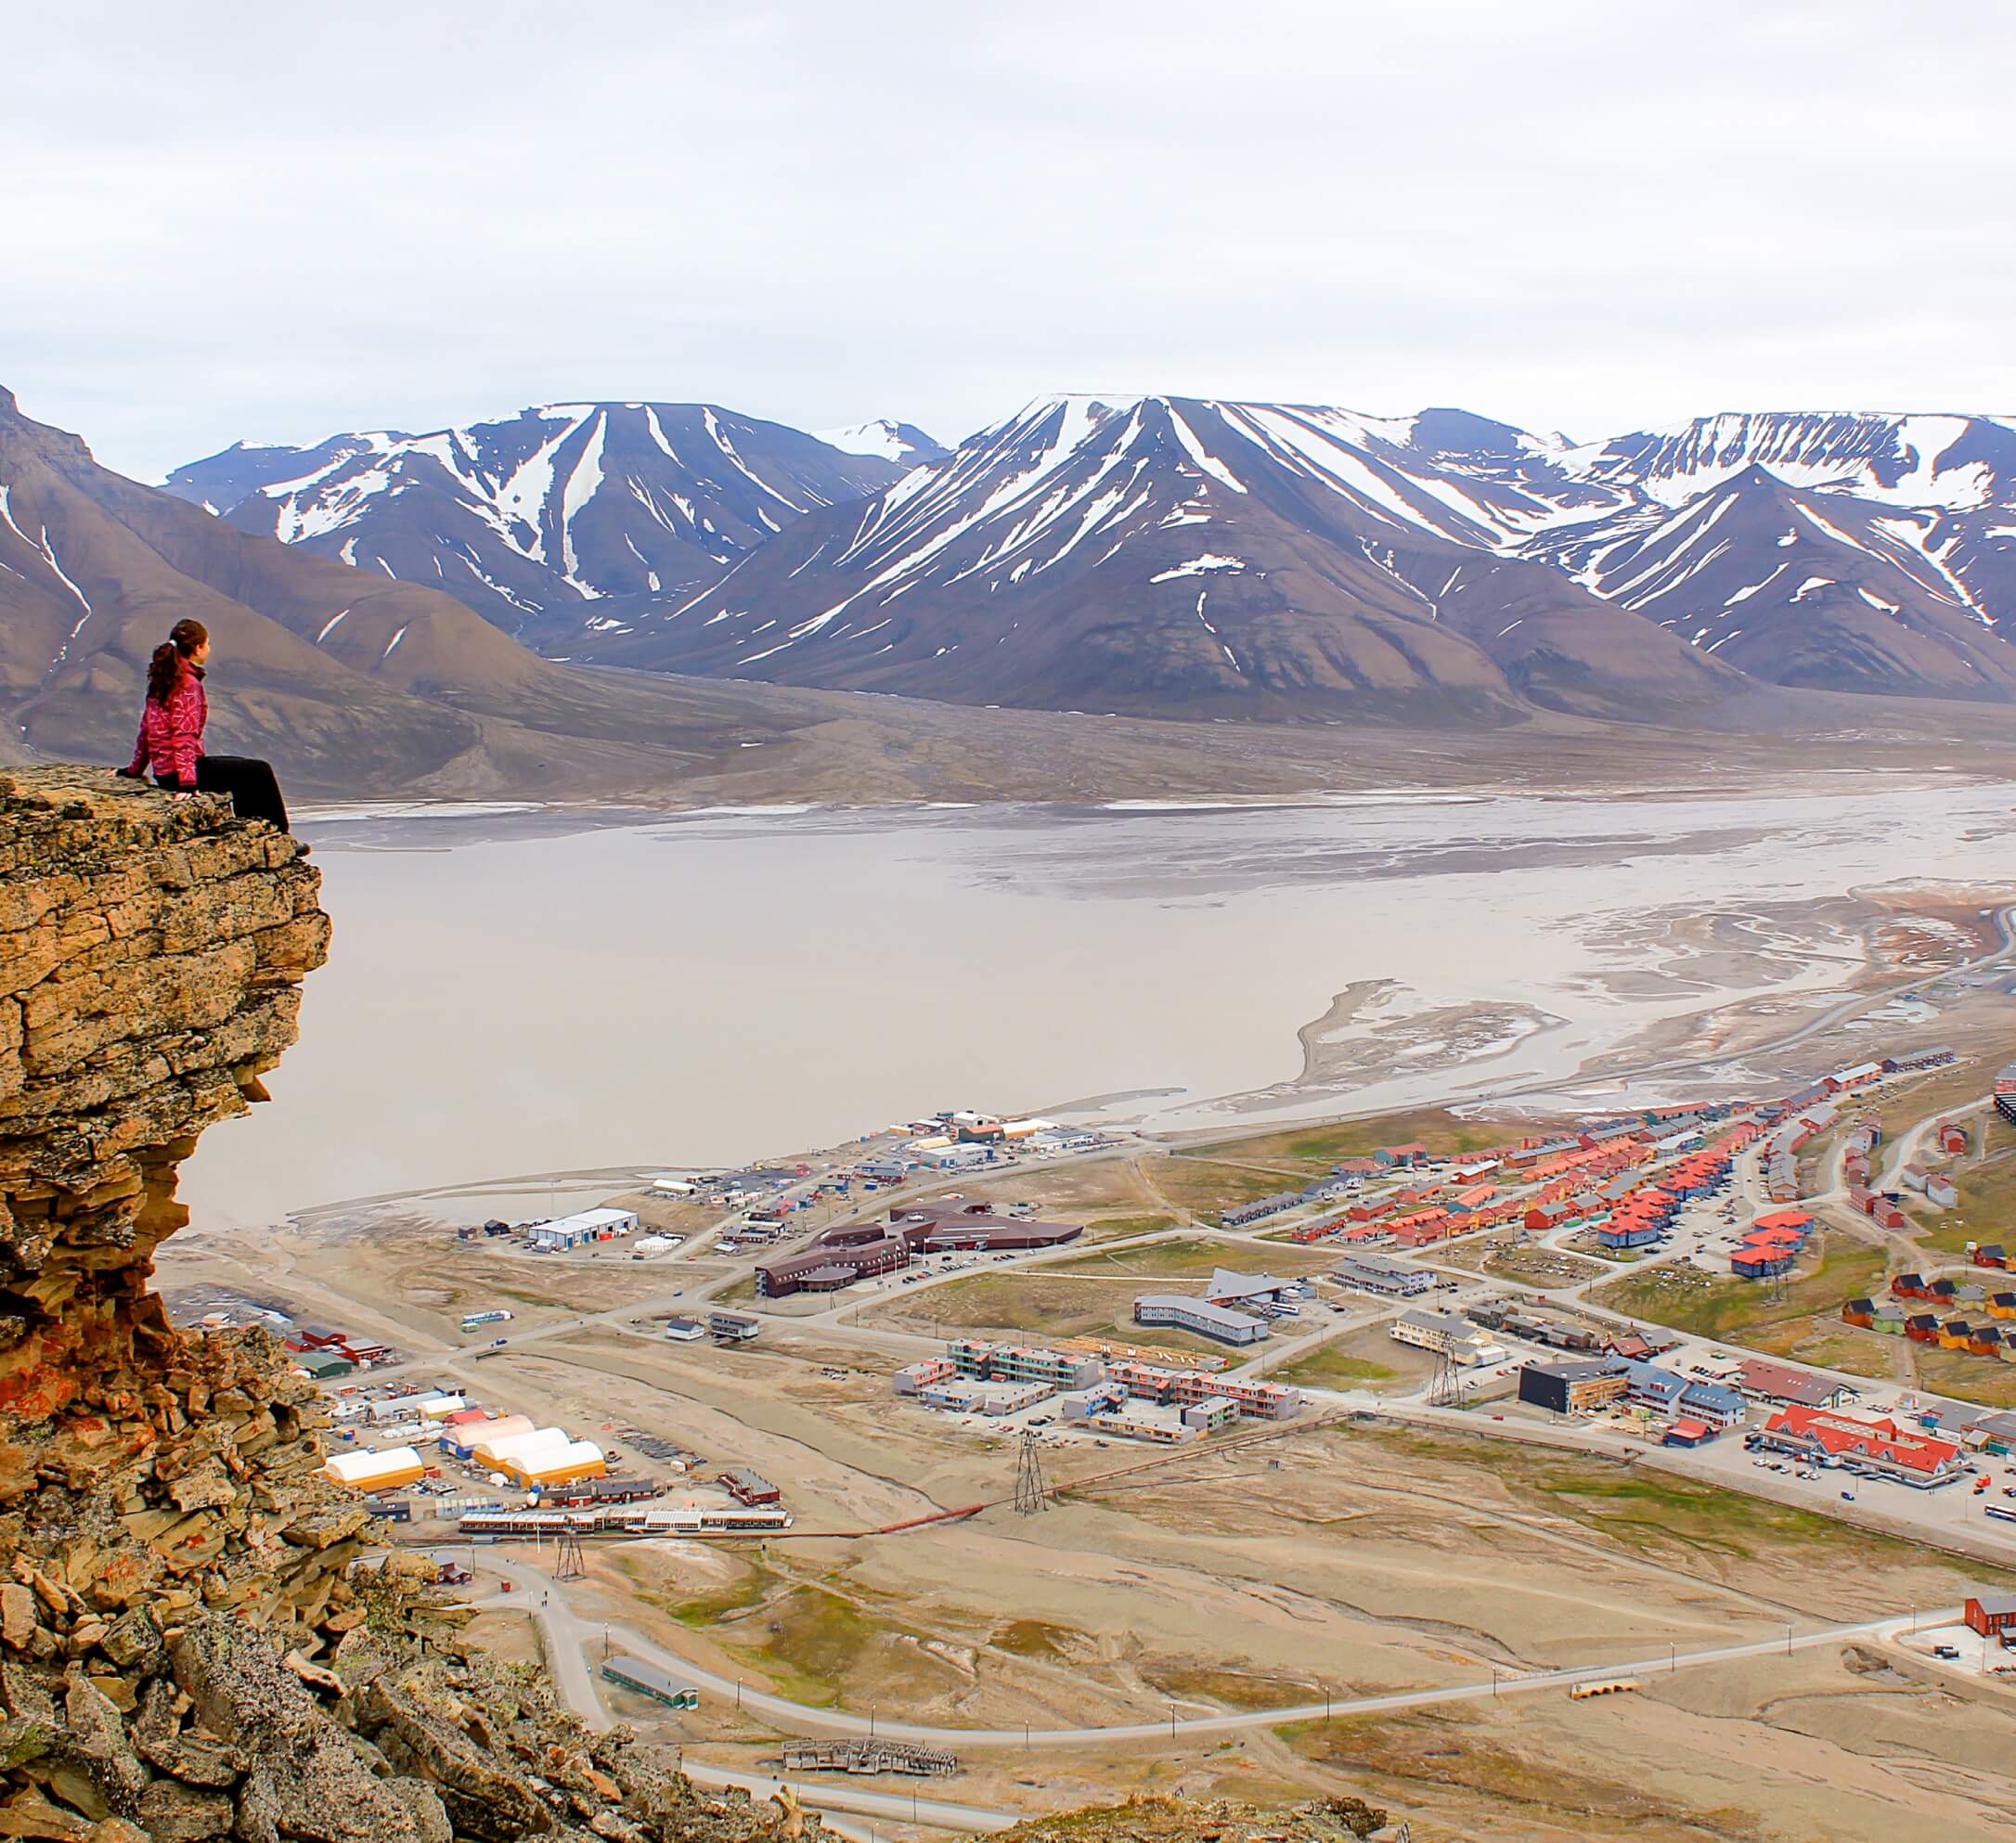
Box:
[9,2,2013,481]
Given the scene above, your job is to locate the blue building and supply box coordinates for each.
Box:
[1596,1221,1662,1250]
[1731,1248,1796,1279]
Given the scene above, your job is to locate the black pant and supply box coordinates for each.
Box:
[159,756,291,831]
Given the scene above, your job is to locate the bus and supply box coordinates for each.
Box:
[1984,1502,2016,1524]
[1568,1678,1641,1700]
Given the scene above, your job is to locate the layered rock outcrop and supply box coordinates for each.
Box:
[0,767,327,1438]
[0,771,851,1840]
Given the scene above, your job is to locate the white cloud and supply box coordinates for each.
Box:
[6,1,2014,479]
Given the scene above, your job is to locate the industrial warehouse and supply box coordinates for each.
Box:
[311,1372,800,1540]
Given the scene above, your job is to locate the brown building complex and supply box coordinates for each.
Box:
[756,1203,1082,1297]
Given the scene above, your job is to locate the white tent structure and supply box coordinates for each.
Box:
[445,1413,532,1459]
[320,1446,425,1491]
[472,1426,607,1487]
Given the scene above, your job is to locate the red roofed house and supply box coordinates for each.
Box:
[1756,1403,1962,1487]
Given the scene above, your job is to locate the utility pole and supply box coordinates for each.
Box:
[1014,1430,1051,1515]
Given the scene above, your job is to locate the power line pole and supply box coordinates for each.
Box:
[1014,1429,1051,1515]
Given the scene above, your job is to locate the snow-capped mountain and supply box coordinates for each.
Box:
[575,399,2016,712]
[1520,413,2016,697]
[162,404,912,638]
[812,418,947,466]
[169,393,2016,716]
[579,395,1737,721]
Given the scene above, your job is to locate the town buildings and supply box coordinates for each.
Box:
[525,1206,639,1251]
[1752,1404,1963,1487]
[1517,1359,1743,1432]
[1390,1309,1506,1366]
[1965,1593,2016,1638]
[1133,1294,1270,1346]
[756,1235,911,1296]
[756,1205,1083,1295]
[946,1340,1106,1390]
[1221,1192,1303,1228]
[1518,1360,1629,1415]
[1728,1358,1855,1410]
[1111,1360,1300,1420]
[896,1338,1298,1439]
[1204,1269,1307,1315]
[1333,1253,1432,1297]
[1731,1210,1812,1278]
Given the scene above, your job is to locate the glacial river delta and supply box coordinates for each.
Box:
[179,777,2016,1229]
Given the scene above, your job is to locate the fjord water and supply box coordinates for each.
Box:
[180,783,2016,1229]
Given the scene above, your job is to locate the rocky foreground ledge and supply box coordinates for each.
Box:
[0,769,1391,1842]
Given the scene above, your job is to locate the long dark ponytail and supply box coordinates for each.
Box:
[146,619,208,704]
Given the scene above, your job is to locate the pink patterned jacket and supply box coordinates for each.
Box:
[126,668,207,788]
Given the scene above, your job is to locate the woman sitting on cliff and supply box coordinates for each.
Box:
[116,618,293,833]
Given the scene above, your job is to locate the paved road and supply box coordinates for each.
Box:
[467,1574,1015,1833]
[473,1556,1943,1751]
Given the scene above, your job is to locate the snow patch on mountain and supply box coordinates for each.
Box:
[1151,554,1245,581]
[814,418,946,465]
